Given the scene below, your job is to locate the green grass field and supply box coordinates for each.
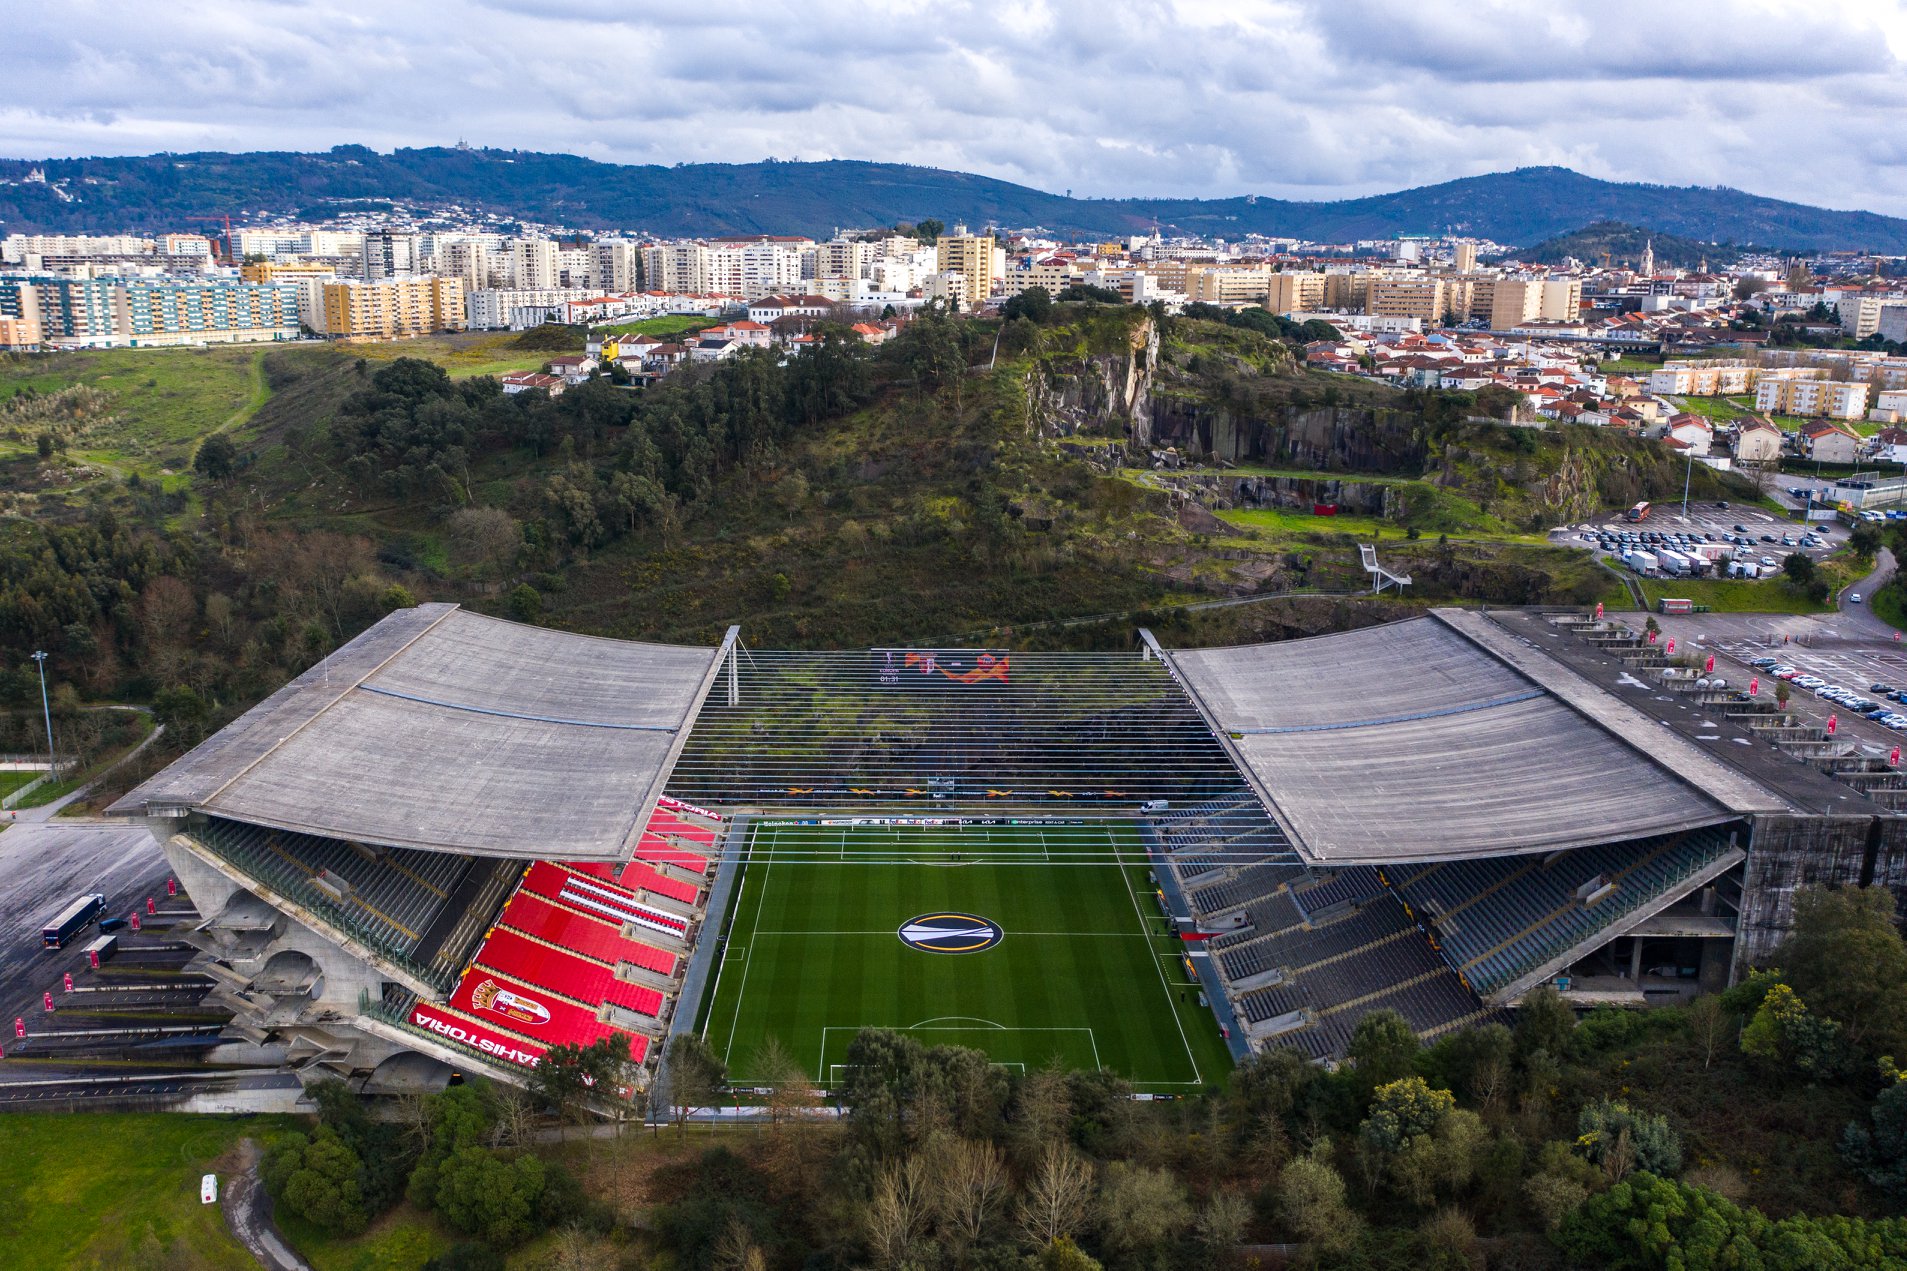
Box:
[0,1113,293,1270]
[700,821,1233,1093]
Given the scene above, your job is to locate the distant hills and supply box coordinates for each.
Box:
[2,147,1905,251]
[1516,221,1743,270]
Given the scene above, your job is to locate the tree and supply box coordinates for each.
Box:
[1779,885,1907,1054]
[1741,981,1851,1078]
[864,1153,931,1269]
[1002,286,1053,324]
[1576,1099,1682,1180]
[665,1032,728,1130]
[753,1034,814,1131]
[193,434,239,480]
[446,506,522,584]
[1515,984,1576,1061]
[1196,1189,1253,1261]
[432,1146,547,1248]
[1096,1162,1193,1260]
[508,582,542,622]
[914,219,945,244]
[1686,994,1733,1070]
[1783,551,1817,587]
[263,1127,371,1235]
[1020,1143,1094,1246]
[932,1137,1009,1249]
[1843,1076,1907,1198]
[1360,1077,1455,1153]
[530,1036,633,1137]
[1348,1009,1420,1094]
[1279,1146,1358,1253]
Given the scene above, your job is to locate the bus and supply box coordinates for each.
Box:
[1626,501,1652,522]
[42,893,105,948]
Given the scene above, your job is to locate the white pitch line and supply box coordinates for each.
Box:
[1114,825,1201,1085]
[720,823,777,1065]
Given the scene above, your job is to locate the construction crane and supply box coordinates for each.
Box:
[183,214,236,264]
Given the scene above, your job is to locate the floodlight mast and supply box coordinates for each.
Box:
[31,650,58,782]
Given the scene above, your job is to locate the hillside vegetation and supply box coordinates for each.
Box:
[1518,220,1745,269]
[6,149,1907,248]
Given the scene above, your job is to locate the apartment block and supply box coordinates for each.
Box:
[935,236,1002,308]
[510,240,560,291]
[1754,376,1870,420]
[1367,276,1447,324]
[0,275,300,347]
[1265,271,1327,314]
[363,230,420,281]
[320,277,465,340]
[1647,361,1759,396]
[1185,264,1273,305]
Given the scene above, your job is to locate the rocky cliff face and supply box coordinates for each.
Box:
[1143,399,1428,472]
[1025,316,1159,442]
[1025,321,1429,475]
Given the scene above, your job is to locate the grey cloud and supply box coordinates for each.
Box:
[3,0,1907,215]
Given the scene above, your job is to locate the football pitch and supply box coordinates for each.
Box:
[697,820,1236,1093]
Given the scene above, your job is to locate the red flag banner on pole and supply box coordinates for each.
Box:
[1891,745,1901,767]
[1704,654,1715,674]
[1828,713,1838,735]
[1648,629,1658,644]
[1750,677,1760,696]
[1595,602,1604,619]
[1667,638,1676,655]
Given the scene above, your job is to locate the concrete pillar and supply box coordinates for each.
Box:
[1699,938,1733,994]
[1629,938,1644,984]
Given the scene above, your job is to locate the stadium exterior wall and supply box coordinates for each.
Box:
[1736,814,1886,973]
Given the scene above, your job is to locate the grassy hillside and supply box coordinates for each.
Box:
[0,345,267,488]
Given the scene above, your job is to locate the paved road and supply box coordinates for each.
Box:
[1839,548,1899,637]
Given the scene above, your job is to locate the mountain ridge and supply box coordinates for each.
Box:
[2,148,1904,251]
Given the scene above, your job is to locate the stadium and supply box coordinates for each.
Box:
[107,602,1907,1100]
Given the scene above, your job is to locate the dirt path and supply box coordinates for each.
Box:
[222,1138,313,1271]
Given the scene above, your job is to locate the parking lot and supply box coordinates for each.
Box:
[1551,500,1846,577]
[1649,612,1907,750]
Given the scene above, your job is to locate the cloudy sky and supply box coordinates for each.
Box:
[7,0,1907,212]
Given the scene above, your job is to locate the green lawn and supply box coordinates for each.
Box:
[700,821,1233,1093]
[594,314,715,339]
[0,770,40,798]
[0,1113,292,1270]
[347,332,560,380]
[1670,395,1759,422]
[1638,576,1833,615]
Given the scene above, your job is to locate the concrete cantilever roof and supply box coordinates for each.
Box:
[109,604,732,860]
[1166,611,1790,865]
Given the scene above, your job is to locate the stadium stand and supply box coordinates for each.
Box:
[519,863,692,945]
[495,892,679,980]
[1386,825,1744,998]
[1223,890,1496,1060]
[191,816,502,989]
